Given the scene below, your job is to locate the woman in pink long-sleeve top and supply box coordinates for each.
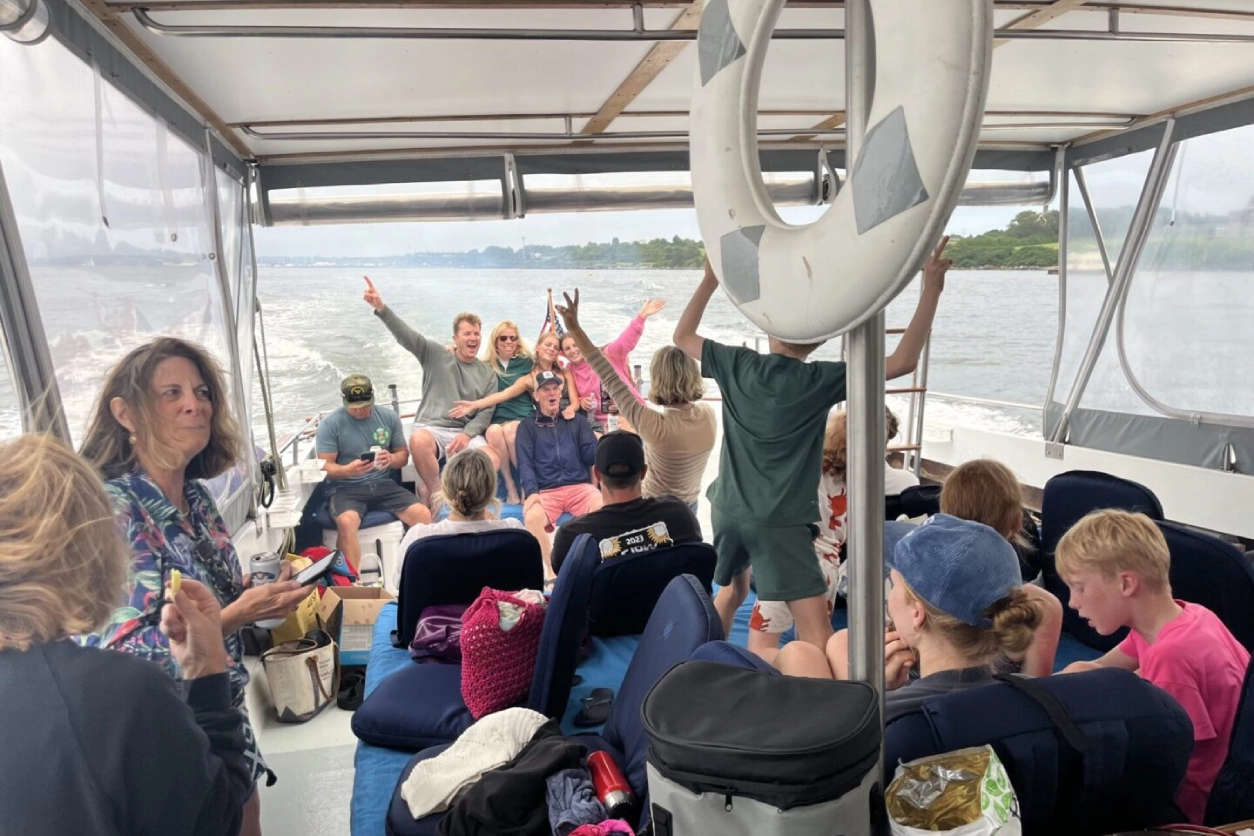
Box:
[561,298,666,433]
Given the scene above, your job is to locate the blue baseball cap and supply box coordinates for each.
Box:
[887,514,1021,627]
[534,370,563,390]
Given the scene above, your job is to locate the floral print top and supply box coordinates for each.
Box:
[82,468,249,706]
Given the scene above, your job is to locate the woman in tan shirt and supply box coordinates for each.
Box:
[556,290,717,510]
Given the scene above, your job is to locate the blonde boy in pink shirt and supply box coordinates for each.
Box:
[1055,509,1249,823]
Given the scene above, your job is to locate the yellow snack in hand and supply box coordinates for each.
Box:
[170,569,182,596]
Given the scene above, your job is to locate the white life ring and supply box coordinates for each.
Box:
[690,0,993,342]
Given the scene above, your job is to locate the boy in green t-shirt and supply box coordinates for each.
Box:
[673,240,951,651]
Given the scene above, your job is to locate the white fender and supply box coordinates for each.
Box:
[690,0,993,342]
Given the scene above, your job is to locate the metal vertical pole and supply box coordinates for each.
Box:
[0,153,69,440]
[203,131,260,512]
[843,0,886,723]
[1048,120,1177,444]
[1042,147,1069,439]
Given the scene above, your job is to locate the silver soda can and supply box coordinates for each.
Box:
[249,552,281,587]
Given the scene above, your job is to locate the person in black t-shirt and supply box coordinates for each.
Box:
[551,430,702,573]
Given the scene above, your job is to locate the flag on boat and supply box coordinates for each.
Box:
[538,288,566,340]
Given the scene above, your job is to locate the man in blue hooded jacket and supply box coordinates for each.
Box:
[517,370,602,579]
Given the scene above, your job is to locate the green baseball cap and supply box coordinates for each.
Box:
[340,374,374,407]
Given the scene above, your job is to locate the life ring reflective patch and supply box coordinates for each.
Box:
[691,0,993,342]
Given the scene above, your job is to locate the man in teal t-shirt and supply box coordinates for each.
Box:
[316,374,431,571]
[673,239,951,652]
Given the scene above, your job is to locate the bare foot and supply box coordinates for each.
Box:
[506,490,521,505]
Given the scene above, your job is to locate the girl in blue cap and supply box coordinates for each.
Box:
[776,514,1044,722]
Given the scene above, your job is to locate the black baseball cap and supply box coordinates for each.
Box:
[596,430,645,479]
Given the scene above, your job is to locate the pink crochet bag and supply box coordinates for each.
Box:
[459,587,547,719]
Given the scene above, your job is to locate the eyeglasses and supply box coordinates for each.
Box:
[498,335,519,342]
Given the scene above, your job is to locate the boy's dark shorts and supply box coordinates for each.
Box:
[711,506,827,602]
[328,480,420,520]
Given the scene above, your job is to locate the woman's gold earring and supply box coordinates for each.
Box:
[128,435,137,445]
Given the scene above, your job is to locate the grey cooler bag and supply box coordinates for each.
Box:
[643,660,883,836]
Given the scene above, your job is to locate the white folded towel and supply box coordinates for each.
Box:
[400,706,548,819]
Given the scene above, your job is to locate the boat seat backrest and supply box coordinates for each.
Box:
[601,574,722,800]
[885,668,1192,836]
[1040,469,1164,651]
[395,529,542,647]
[587,541,717,638]
[1158,520,1254,653]
[893,484,942,520]
[1206,658,1254,826]
[526,534,600,720]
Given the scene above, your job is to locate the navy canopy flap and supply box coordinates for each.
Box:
[602,574,722,799]
[528,534,600,720]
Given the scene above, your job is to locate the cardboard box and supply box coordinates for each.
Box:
[268,588,321,645]
[318,587,396,667]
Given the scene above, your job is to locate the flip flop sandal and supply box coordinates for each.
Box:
[337,668,367,711]
[573,688,614,727]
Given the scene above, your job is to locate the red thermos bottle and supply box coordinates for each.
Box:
[587,751,637,819]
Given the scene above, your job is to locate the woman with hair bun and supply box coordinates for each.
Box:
[775,514,1044,722]
[394,448,535,586]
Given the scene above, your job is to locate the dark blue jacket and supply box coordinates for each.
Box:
[516,411,597,495]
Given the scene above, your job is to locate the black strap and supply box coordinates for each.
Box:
[994,673,1091,753]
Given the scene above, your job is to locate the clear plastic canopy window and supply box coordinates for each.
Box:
[1053,124,1254,430]
[0,33,255,519]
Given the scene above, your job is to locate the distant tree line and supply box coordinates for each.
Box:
[945,210,1060,269]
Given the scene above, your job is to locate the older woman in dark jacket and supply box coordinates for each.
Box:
[0,434,252,836]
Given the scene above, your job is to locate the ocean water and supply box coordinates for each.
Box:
[247,267,1057,440]
[0,267,1059,443]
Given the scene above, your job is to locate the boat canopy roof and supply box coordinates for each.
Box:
[25,0,1254,200]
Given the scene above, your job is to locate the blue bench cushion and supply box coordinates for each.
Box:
[351,663,473,752]
[385,742,454,836]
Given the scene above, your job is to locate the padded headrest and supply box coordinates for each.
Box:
[587,542,717,637]
[527,534,600,720]
[395,530,542,647]
[602,575,722,799]
[1040,469,1164,557]
[886,668,1192,835]
[895,484,941,519]
[1158,520,1254,652]
[1040,470,1164,651]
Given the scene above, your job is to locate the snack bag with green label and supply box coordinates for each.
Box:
[885,745,1021,836]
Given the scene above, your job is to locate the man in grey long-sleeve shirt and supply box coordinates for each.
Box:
[364,277,500,501]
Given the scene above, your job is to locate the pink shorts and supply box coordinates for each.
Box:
[537,484,600,529]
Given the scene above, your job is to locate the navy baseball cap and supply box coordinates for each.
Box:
[535,370,563,390]
[887,514,1021,627]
